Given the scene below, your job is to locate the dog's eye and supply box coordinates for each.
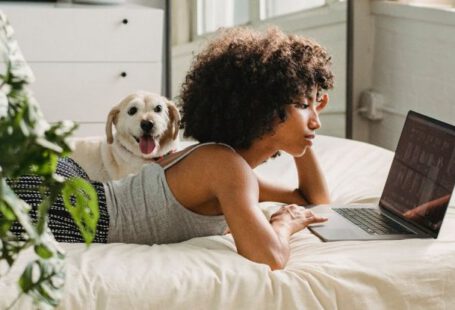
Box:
[154,105,162,113]
[127,107,138,116]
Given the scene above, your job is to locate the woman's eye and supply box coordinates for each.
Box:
[127,107,138,115]
[154,105,162,113]
[295,103,309,110]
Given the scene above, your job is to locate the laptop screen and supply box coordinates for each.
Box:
[380,111,455,235]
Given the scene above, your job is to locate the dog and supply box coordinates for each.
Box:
[70,91,180,182]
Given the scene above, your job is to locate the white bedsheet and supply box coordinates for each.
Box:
[1,135,454,309]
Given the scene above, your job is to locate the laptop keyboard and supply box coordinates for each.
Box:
[333,208,414,235]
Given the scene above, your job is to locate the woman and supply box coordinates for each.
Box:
[9,27,334,270]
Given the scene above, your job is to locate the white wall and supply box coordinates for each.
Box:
[172,1,347,138]
[367,2,455,150]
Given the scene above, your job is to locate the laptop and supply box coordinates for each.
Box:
[309,111,455,241]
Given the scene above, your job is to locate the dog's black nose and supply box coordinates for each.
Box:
[140,120,154,133]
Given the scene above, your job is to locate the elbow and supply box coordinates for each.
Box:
[267,249,288,270]
[269,260,286,270]
[296,188,331,205]
[241,248,288,270]
[311,195,331,205]
[307,191,331,205]
[316,189,331,205]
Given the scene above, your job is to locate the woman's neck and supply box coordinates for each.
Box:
[235,138,278,169]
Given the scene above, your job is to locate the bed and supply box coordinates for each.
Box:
[1,135,454,309]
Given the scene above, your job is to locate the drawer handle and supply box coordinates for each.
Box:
[122,18,129,25]
[120,72,127,78]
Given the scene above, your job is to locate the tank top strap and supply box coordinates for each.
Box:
[163,142,236,171]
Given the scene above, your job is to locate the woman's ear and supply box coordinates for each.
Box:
[317,93,329,112]
[106,108,120,144]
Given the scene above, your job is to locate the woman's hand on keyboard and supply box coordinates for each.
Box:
[269,204,328,234]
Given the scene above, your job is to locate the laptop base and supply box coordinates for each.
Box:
[307,204,430,242]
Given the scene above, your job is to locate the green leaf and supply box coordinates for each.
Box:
[18,258,65,308]
[0,237,27,267]
[30,153,58,176]
[34,243,53,259]
[61,177,99,245]
[35,137,63,153]
[1,179,37,239]
[18,261,34,292]
[0,200,15,235]
[36,196,51,235]
[0,218,13,236]
[0,200,16,220]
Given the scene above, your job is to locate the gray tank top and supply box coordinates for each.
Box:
[103,142,233,245]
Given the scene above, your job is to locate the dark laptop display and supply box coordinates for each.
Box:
[380,111,455,235]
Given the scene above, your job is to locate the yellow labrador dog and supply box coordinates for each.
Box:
[71,91,180,182]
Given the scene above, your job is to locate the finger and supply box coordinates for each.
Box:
[282,204,298,210]
[270,208,287,219]
[303,210,315,217]
[270,212,281,219]
[304,214,328,223]
[286,208,297,219]
[310,212,327,220]
[314,216,328,222]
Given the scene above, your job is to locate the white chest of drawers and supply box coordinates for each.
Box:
[0,2,165,136]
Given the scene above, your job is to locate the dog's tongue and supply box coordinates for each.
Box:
[139,136,156,155]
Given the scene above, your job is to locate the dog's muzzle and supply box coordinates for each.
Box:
[140,120,154,134]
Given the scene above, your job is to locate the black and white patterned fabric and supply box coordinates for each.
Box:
[6,157,109,243]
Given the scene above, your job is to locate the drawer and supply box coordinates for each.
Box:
[0,4,164,62]
[28,62,163,123]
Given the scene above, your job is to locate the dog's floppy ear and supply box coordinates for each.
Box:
[106,108,120,144]
[166,99,181,140]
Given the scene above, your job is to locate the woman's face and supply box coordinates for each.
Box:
[272,89,329,157]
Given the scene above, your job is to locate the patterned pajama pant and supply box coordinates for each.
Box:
[5,157,109,243]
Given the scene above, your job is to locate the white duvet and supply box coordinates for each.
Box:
[1,135,454,310]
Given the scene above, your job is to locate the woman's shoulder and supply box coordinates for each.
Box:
[176,142,235,159]
[191,142,238,159]
[187,143,253,180]
[191,142,236,156]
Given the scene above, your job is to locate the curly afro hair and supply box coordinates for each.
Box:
[179,27,334,149]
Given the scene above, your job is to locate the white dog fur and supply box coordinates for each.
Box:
[70,91,180,182]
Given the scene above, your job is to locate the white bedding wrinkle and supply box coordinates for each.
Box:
[1,135,454,310]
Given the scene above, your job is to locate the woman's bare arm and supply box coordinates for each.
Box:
[294,147,330,204]
[258,147,330,205]
[209,150,326,270]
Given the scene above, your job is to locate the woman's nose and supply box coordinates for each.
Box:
[308,111,321,130]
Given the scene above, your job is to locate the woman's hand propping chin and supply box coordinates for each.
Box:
[269,204,328,234]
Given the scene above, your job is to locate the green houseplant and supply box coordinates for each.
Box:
[0,11,99,309]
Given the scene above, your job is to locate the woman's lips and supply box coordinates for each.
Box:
[304,134,315,146]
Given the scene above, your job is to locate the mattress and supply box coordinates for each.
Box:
[1,135,454,309]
